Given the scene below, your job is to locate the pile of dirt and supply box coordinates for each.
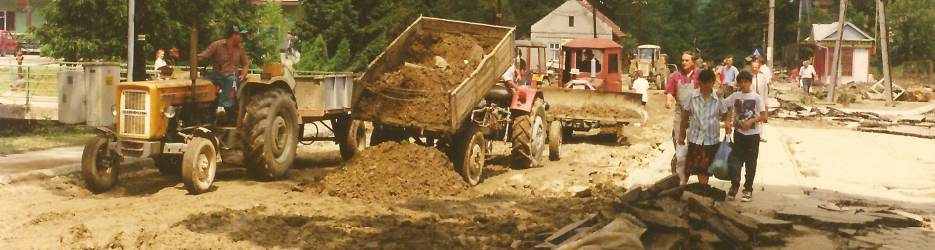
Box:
[357,30,490,129]
[322,141,468,203]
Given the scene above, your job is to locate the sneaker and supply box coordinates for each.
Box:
[728,185,739,201]
[741,191,753,202]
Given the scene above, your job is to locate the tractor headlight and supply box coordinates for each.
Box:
[163,106,177,118]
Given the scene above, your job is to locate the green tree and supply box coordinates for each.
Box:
[251,2,291,66]
[329,38,352,71]
[296,35,330,71]
[37,0,128,61]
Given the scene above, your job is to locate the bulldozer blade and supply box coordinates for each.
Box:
[542,87,648,124]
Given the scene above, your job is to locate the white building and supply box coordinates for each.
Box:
[530,0,625,62]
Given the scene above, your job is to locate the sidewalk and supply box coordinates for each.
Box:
[0,146,147,185]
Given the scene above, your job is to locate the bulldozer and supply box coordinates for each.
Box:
[630,44,675,90]
[542,38,648,144]
[81,48,366,195]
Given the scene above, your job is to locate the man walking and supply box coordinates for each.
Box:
[724,71,767,202]
[751,58,770,142]
[198,25,251,121]
[799,60,816,95]
[666,51,700,174]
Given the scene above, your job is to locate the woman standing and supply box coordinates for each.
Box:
[678,69,733,185]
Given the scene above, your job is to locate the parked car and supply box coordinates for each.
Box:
[0,30,17,57]
[13,32,40,55]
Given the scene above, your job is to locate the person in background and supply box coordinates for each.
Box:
[154,49,168,80]
[11,50,26,91]
[665,51,700,175]
[678,69,732,186]
[721,55,739,96]
[799,60,816,95]
[632,70,650,106]
[751,58,771,142]
[724,71,767,202]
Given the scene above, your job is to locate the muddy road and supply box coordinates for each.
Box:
[0,91,671,249]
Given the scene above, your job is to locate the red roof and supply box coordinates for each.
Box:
[563,39,622,49]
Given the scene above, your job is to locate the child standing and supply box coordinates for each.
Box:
[724,71,767,202]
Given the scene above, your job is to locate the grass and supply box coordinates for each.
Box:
[0,119,96,155]
[0,65,62,97]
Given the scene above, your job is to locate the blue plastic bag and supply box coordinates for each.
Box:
[708,135,732,180]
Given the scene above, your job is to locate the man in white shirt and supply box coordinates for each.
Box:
[632,71,650,106]
[799,60,816,94]
[751,58,770,142]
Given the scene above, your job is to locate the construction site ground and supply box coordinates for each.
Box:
[1,89,933,249]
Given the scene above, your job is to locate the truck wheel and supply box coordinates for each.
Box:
[337,118,368,161]
[182,137,217,194]
[510,98,547,168]
[153,155,181,176]
[81,137,120,193]
[456,126,485,186]
[242,88,298,180]
[548,121,562,161]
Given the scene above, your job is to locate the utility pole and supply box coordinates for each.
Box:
[592,0,598,38]
[877,0,894,106]
[795,0,804,62]
[827,0,847,103]
[127,0,135,82]
[495,0,502,25]
[767,0,775,68]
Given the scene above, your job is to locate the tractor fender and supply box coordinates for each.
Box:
[510,86,540,113]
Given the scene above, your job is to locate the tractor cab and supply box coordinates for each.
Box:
[514,40,550,87]
[630,44,672,89]
[558,38,623,92]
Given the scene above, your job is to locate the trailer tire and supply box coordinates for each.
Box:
[455,126,485,186]
[548,120,562,161]
[337,118,367,161]
[242,88,298,180]
[153,155,181,176]
[81,137,120,193]
[511,98,547,168]
[182,137,217,194]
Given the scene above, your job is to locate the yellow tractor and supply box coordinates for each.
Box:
[81,69,366,194]
[630,44,674,90]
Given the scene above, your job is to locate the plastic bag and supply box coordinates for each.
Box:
[709,136,733,180]
[675,144,688,184]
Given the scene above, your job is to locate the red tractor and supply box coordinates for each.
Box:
[543,38,647,144]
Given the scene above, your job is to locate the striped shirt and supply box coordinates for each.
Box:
[682,91,729,146]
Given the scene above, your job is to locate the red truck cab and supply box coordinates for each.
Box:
[0,30,18,56]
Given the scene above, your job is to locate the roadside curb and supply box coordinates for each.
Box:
[0,159,149,185]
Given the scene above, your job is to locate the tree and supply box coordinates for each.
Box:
[296,35,330,71]
[251,2,291,66]
[329,38,352,71]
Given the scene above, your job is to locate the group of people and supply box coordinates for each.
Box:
[665,51,771,202]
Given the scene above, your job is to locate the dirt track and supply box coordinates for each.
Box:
[0,90,670,249]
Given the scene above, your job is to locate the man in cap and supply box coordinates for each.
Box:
[198,25,251,119]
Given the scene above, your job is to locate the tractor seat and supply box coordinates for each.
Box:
[486,85,512,101]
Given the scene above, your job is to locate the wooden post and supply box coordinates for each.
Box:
[592,0,598,38]
[877,0,894,106]
[190,17,198,95]
[767,0,775,68]
[827,0,847,103]
[495,0,502,25]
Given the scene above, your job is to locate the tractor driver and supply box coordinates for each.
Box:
[198,25,251,118]
[576,49,602,74]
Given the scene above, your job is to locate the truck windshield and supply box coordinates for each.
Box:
[639,49,653,60]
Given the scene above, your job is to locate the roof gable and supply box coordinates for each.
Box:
[532,0,625,38]
[808,22,873,42]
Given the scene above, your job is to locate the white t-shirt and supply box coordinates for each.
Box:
[800,65,816,79]
[724,91,765,135]
[501,64,515,82]
[154,58,167,70]
[632,77,650,103]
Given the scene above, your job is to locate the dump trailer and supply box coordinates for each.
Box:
[354,17,549,185]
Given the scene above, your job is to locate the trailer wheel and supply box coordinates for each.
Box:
[182,137,217,194]
[548,121,562,161]
[242,88,298,180]
[81,137,120,193]
[456,126,485,186]
[511,98,547,168]
[337,118,368,161]
[153,155,181,176]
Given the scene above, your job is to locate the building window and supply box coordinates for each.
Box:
[568,16,574,27]
[842,48,854,76]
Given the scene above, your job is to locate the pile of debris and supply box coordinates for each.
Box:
[773,97,935,139]
[537,175,795,249]
[538,175,934,249]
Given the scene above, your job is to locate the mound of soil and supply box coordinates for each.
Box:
[357,30,490,130]
[322,141,468,203]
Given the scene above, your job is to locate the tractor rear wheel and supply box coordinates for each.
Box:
[181,137,217,194]
[153,154,181,176]
[548,120,562,161]
[81,137,120,193]
[241,88,298,180]
[455,126,485,186]
[510,98,547,168]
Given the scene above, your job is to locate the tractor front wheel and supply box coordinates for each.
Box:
[241,88,298,180]
[181,137,217,194]
[81,137,120,193]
